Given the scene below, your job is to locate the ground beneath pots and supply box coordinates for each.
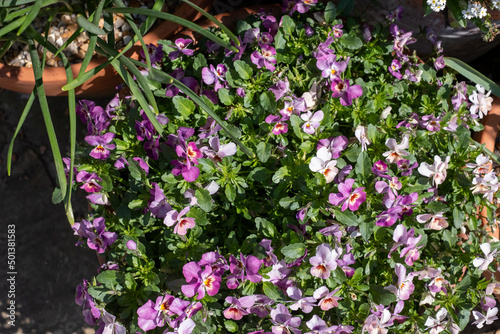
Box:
[0,1,500,334]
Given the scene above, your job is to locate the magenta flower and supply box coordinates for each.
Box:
[330,77,363,106]
[294,0,317,13]
[226,253,263,289]
[181,262,221,300]
[76,171,102,193]
[251,44,277,72]
[265,114,288,135]
[85,132,115,160]
[270,304,301,334]
[313,286,342,310]
[86,217,118,254]
[137,294,175,331]
[201,64,227,92]
[247,294,274,318]
[172,142,202,182]
[139,43,163,63]
[164,207,196,236]
[329,178,366,212]
[396,159,418,176]
[389,59,403,79]
[309,243,340,279]
[372,160,389,177]
[169,38,194,60]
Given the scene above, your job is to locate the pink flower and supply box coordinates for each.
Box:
[313,286,342,310]
[329,178,366,211]
[265,114,288,135]
[223,296,254,320]
[330,77,363,106]
[181,262,221,300]
[85,132,115,160]
[383,135,409,164]
[164,207,196,235]
[416,212,448,230]
[418,155,450,186]
[385,263,415,301]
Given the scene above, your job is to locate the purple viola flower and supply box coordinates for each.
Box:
[270,304,301,334]
[246,294,274,318]
[133,157,149,175]
[306,315,342,333]
[316,54,348,80]
[265,260,293,291]
[197,251,228,276]
[167,127,194,148]
[421,114,441,132]
[139,43,163,63]
[148,182,172,218]
[198,117,222,139]
[144,137,160,161]
[200,136,236,163]
[280,98,307,118]
[86,192,110,206]
[226,253,263,289]
[309,243,340,279]
[389,59,403,79]
[164,207,196,236]
[318,135,349,159]
[169,38,194,60]
[86,217,118,254]
[375,206,402,227]
[114,157,128,170]
[225,37,247,61]
[332,23,344,38]
[76,171,102,193]
[251,44,277,72]
[269,79,290,101]
[223,296,254,320]
[330,77,363,106]
[181,262,221,299]
[338,251,356,277]
[265,114,288,135]
[313,286,342,311]
[75,279,101,326]
[85,133,115,160]
[202,64,227,92]
[137,294,175,331]
[72,219,93,246]
[375,176,402,202]
[388,224,415,258]
[287,286,316,313]
[395,192,418,217]
[397,159,418,176]
[260,239,278,267]
[294,0,317,13]
[385,263,415,301]
[372,160,389,177]
[301,110,324,134]
[244,27,260,44]
[95,309,126,334]
[434,55,445,71]
[329,178,366,212]
[76,99,110,134]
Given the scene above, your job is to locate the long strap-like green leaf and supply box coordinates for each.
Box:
[444,57,500,98]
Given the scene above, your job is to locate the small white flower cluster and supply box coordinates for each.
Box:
[462,2,488,19]
[493,0,500,10]
[427,0,447,12]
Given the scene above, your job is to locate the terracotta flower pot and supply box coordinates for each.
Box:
[0,0,214,98]
[477,95,500,240]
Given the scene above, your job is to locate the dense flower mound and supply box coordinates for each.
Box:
[69,1,500,333]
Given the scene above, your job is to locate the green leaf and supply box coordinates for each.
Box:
[225,183,236,202]
[173,95,196,118]
[337,0,354,16]
[280,243,306,259]
[335,210,359,226]
[224,320,238,332]
[280,15,296,35]
[360,222,374,240]
[248,167,273,182]
[262,281,284,301]
[255,217,277,238]
[369,284,396,305]
[339,34,363,50]
[355,151,371,180]
[279,196,300,210]
[444,57,500,98]
[234,60,253,80]
[128,198,145,210]
[218,88,234,106]
[97,270,123,288]
[195,188,213,212]
[256,142,272,163]
[272,166,289,183]
[259,91,276,112]
[52,187,63,204]
[456,275,471,291]
[324,2,337,23]
[453,207,465,229]
[458,305,474,330]
[16,0,42,36]
[128,158,145,181]
[76,13,107,35]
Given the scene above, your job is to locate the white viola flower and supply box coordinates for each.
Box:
[473,243,499,271]
[382,134,409,163]
[471,171,498,202]
[301,110,324,134]
[416,212,449,230]
[381,106,392,119]
[355,125,371,151]
[466,153,492,175]
[469,84,493,119]
[472,307,499,329]
[418,155,450,186]
[309,146,338,183]
[425,308,448,334]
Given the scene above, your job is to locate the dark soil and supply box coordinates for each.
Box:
[0,1,499,333]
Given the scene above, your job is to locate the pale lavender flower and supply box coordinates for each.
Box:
[200,136,236,163]
[470,84,493,119]
[287,286,316,313]
[317,135,348,159]
[316,54,348,80]
[416,212,449,230]
[313,286,342,311]
[201,64,227,92]
[472,307,498,329]
[309,243,340,279]
[383,135,409,163]
[270,304,301,334]
[355,125,371,151]
[269,79,290,101]
[473,243,499,271]
[164,207,196,236]
[389,59,403,79]
[96,309,126,334]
